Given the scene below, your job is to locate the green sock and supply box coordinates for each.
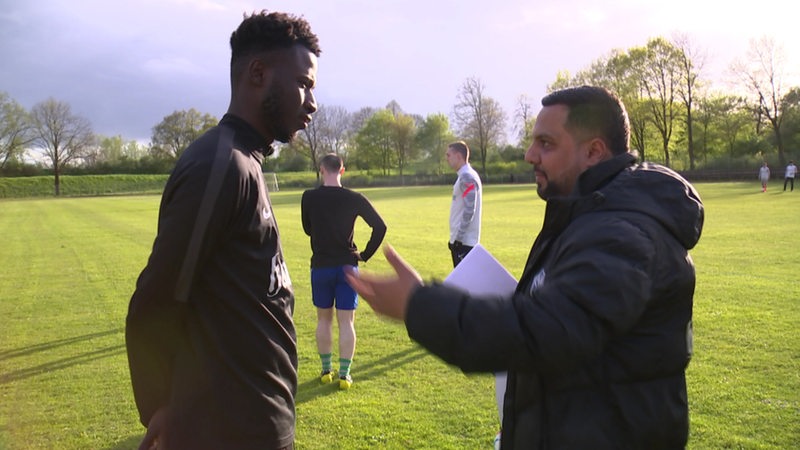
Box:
[320,353,332,373]
[339,358,352,378]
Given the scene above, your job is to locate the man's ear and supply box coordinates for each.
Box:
[586,138,612,165]
[248,58,273,87]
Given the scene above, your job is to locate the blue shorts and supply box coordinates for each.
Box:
[310,265,358,310]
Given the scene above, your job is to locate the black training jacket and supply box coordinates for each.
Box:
[406,153,703,449]
[126,114,297,449]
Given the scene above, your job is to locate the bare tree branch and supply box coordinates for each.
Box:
[30,98,95,195]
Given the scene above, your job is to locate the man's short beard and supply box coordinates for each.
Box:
[536,181,559,201]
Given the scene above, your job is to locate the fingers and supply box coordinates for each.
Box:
[383,244,402,269]
[138,431,157,450]
[344,270,375,299]
[345,244,420,322]
[139,406,166,450]
[383,245,422,284]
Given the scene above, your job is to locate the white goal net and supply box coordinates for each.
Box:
[263,172,279,192]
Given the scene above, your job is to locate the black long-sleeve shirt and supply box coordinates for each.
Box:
[301,186,386,268]
[126,114,296,449]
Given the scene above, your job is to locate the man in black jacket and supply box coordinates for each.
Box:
[126,11,319,450]
[346,86,703,449]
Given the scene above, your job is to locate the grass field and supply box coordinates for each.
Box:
[0,181,798,449]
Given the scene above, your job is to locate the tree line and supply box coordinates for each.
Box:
[2,34,799,195]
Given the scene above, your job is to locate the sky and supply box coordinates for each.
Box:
[2,0,799,144]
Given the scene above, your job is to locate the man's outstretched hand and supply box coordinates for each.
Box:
[345,245,423,321]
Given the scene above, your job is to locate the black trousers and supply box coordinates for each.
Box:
[448,242,474,268]
[785,177,794,191]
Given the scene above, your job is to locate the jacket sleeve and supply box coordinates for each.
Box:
[357,194,387,262]
[406,214,656,376]
[125,143,237,426]
[301,190,312,236]
[455,174,478,241]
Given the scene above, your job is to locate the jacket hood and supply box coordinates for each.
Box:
[577,153,704,250]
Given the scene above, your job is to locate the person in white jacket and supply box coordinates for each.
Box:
[759,162,770,192]
[784,160,797,191]
[446,141,482,267]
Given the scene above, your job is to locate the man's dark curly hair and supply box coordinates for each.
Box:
[230,10,321,67]
[542,85,630,155]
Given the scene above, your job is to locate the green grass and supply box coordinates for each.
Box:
[0,182,798,449]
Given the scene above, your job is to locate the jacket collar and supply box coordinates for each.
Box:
[575,152,637,196]
[219,113,275,157]
[518,152,637,288]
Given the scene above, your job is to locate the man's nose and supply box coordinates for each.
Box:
[524,144,537,165]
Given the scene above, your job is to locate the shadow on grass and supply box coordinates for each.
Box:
[296,345,428,404]
[0,343,126,384]
[100,347,429,448]
[0,328,126,384]
[0,327,123,361]
[105,433,144,450]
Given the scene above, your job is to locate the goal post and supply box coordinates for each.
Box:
[263,172,279,192]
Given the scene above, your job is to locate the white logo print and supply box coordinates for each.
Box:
[262,207,271,220]
[268,254,292,296]
[528,269,546,296]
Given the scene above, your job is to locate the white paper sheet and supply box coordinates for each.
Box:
[443,244,517,296]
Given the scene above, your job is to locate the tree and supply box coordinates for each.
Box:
[694,96,717,165]
[453,77,507,178]
[696,94,751,164]
[781,87,800,159]
[632,38,683,167]
[150,108,217,160]
[514,94,535,147]
[732,37,789,166]
[385,100,404,117]
[292,104,353,178]
[29,98,94,195]
[354,109,395,175]
[294,111,324,177]
[598,50,653,161]
[416,113,454,174]
[673,34,706,170]
[548,49,652,160]
[83,135,148,168]
[0,92,34,169]
[716,96,754,161]
[390,112,417,180]
[319,105,353,161]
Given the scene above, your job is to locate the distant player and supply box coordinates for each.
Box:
[446,141,482,267]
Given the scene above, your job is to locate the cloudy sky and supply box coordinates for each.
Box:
[2,0,799,143]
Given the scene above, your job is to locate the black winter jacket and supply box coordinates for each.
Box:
[406,153,703,449]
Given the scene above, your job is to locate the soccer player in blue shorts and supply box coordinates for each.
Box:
[301,153,387,389]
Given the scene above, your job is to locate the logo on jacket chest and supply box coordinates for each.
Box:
[528,269,546,296]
